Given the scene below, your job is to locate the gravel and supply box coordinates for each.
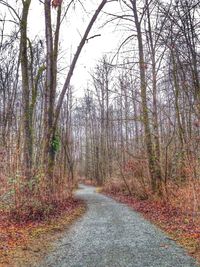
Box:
[41,185,199,267]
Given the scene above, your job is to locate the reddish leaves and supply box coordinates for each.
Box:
[123,159,147,173]
[104,191,200,260]
[52,0,62,8]
[109,192,200,234]
[0,198,84,265]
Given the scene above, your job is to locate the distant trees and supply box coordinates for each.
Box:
[1,0,200,210]
[74,0,200,203]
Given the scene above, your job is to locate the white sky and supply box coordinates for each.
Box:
[0,0,133,97]
[26,0,124,97]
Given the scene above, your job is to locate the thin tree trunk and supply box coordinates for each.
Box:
[131,0,162,194]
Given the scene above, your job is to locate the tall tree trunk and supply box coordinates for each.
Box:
[44,0,61,189]
[20,0,32,180]
[146,0,162,185]
[131,0,162,194]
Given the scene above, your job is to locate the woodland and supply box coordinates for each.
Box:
[0,0,200,264]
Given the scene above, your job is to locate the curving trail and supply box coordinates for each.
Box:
[41,185,198,267]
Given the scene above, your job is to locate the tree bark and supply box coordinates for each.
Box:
[20,0,32,180]
[131,0,162,194]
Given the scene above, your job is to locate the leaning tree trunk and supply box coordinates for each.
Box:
[43,0,109,191]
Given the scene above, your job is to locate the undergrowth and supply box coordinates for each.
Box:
[0,170,85,266]
[0,199,86,267]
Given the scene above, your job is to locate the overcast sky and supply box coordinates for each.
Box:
[0,0,131,97]
[25,0,124,97]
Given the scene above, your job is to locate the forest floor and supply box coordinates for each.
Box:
[102,187,200,264]
[0,199,86,267]
[40,185,198,267]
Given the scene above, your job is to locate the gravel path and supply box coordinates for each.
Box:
[41,185,198,267]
